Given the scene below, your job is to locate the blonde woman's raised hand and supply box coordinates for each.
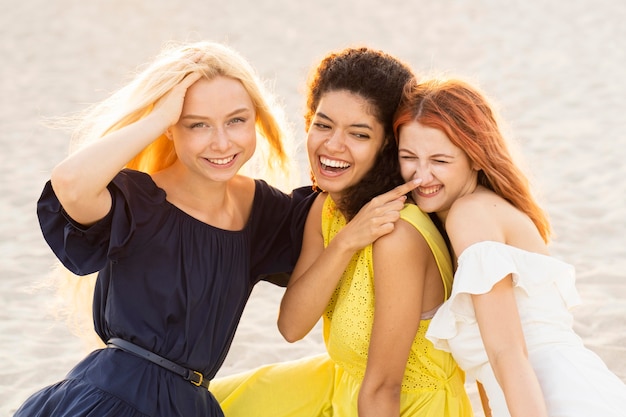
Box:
[50,72,204,226]
[151,72,203,129]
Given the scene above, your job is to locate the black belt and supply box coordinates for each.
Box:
[106,338,210,390]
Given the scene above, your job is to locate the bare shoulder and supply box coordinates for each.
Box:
[446,188,508,254]
[447,188,506,224]
[374,217,431,262]
[309,192,327,217]
[302,192,327,232]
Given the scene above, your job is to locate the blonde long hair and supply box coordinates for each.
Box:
[46,40,298,348]
[70,40,296,181]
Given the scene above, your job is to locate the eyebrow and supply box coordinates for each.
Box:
[316,112,374,130]
[397,148,454,159]
[180,107,252,120]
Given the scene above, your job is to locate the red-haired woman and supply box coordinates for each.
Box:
[394,77,626,417]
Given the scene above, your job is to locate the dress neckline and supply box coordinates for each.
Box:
[138,170,258,233]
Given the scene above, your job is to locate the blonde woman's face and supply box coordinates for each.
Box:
[306,90,385,201]
[169,76,257,183]
[398,121,478,220]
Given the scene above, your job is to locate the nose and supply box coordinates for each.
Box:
[414,162,434,183]
[324,131,346,152]
[210,128,231,152]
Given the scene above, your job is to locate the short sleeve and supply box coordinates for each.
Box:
[36,169,166,276]
[426,241,580,350]
[250,182,317,286]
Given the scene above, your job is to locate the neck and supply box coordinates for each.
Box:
[328,191,349,217]
[154,163,237,217]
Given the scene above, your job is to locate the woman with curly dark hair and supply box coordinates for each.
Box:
[211,47,473,417]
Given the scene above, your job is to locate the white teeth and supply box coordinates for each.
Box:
[320,156,350,169]
[208,155,235,165]
[419,186,441,195]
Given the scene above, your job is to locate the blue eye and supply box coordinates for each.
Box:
[190,122,208,129]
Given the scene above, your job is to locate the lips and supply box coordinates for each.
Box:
[319,156,350,172]
[205,154,236,166]
[417,185,442,196]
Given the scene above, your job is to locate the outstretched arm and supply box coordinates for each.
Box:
[50,72,202,226]
[278,180,420,342]
[358,219,431,416]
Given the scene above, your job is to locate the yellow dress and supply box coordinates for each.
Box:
[212,196,473,416]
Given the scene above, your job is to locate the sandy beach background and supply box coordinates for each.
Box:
[1,0,625,415]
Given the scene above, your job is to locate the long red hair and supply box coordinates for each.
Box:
[394,77,551,242]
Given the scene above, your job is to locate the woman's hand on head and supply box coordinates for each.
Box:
[152,72,203,129]
[339,179,422,251]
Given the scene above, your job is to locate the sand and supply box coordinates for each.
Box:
[1,0,625,415]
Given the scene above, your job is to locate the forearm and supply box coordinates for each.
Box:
[471,279,549,417]
[358,383,400,417]
[491,352,548,417]
[278,235,358,341]
[51,113,168,203]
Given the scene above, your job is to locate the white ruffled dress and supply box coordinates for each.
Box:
[426,241,626,417]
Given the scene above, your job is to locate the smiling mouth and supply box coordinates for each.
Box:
[418,185,442,195]
[320,156,351,172]
[206,155,236,165]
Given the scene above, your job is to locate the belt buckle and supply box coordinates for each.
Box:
[190,370,204,387]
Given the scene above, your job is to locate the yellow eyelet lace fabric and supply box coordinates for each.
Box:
[321,195,464,393]
[211,195,474,417]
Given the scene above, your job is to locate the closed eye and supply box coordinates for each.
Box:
[313,122,331,130]
[352,132,370,140]
[399,151,417,160]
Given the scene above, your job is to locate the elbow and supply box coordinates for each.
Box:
[375,381,402,398]
[358,379,402,412]
[279,330,301,344]
[488,346,529,384]
[361,373,402,399]
[277,316,305,343]
[50,163,81,203]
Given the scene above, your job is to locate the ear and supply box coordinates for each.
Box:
[165,129,173,140]
[471,160,482,171]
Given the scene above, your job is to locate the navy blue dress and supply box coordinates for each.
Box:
[15,169,315,417]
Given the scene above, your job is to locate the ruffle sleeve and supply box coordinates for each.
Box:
[36,169,166,276]
[426,241,581,350]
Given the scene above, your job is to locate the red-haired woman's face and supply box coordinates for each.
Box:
[398,121,478,220]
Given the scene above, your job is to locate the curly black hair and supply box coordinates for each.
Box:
[305,47,414,220]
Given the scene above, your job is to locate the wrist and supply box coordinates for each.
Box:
[329,230,360,256]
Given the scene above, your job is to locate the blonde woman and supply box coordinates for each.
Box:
[14,41,319,417]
